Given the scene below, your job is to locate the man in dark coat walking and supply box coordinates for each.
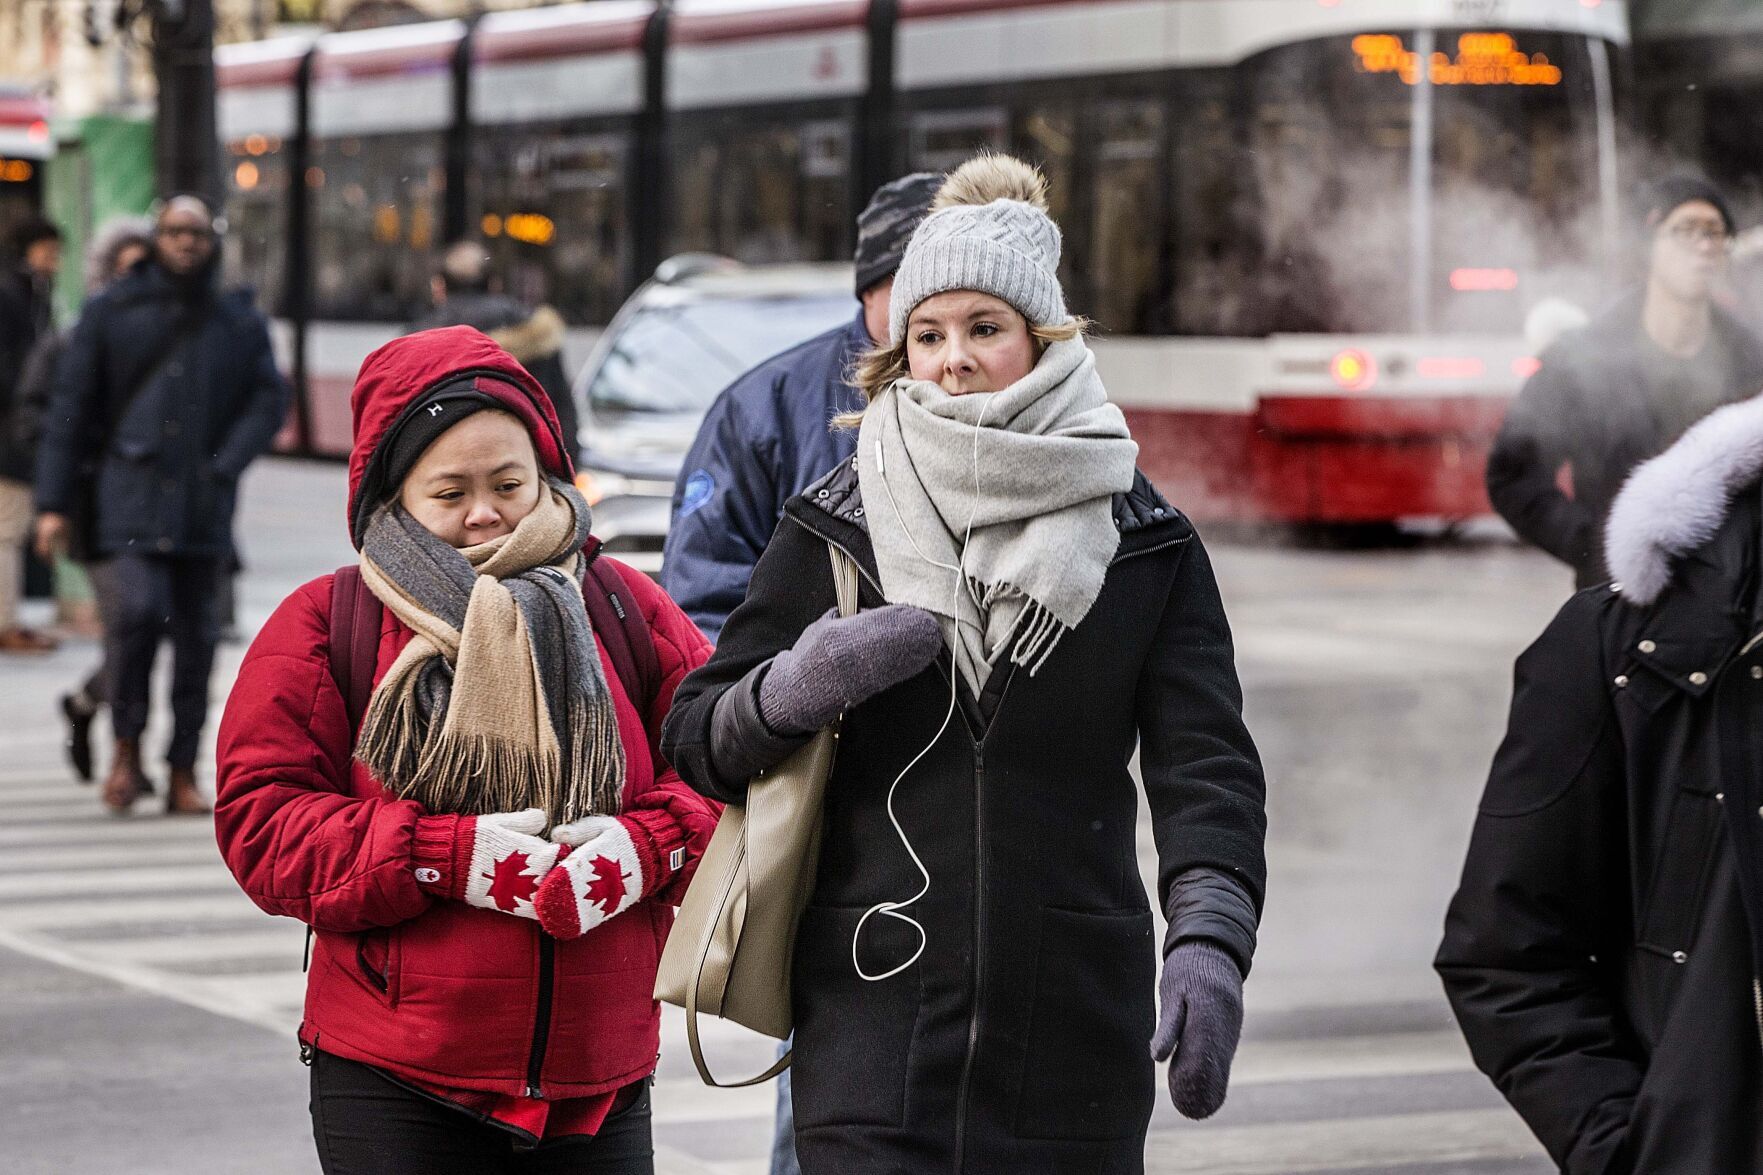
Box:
[414,239,580,460]
[1439,391,1763,1173]
[33,195,288,816]
[661,172,941,641]
[1487,175,1763,588]
[0,216,62,653]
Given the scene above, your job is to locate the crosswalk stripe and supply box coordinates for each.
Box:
[0,862,235,899]
[0,842,223,872]
[0,820,218,847]
[0,891,265,930]
[1232,1030,1473,1087]
[1145,1108,1545,1172]
[100,928,305,964]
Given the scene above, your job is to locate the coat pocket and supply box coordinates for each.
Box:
[354,926,399,1006]
[790,905,922,1131]
[1013,907,1157,1141]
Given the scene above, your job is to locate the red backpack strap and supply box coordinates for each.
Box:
[328,565,384,737]
[580,541,663,741]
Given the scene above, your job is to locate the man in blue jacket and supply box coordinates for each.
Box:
[662,173,940,642]
[34,195,288,816]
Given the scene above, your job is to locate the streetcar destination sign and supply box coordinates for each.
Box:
[1352,32,1564,87]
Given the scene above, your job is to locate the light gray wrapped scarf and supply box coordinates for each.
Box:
[856,337,1139,694]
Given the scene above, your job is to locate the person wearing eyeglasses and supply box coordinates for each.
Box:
[32,193,288,816]
[1486,175,1763,589]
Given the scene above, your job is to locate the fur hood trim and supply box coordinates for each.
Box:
[1605,392,1763,604]
[488,304,565,363]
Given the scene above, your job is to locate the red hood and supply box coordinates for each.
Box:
[346,326,574,547]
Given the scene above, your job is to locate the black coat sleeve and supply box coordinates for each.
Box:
[661,511,833,803]
[1434,589,1638,1175]
[33,303,104,514]
[211,309,290,481]
[1486,358,1599,571]
[1135,529,1268,973]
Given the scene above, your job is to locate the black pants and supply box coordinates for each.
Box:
[310,1050,654,1175]
[103,553,221,768]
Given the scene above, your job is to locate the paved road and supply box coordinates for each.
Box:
[0,458,1570,1173]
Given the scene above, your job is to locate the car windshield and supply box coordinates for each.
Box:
[585,293,854,415]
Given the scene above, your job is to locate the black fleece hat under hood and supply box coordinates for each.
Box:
[1642,174,1737,236]
[353,378,503,536]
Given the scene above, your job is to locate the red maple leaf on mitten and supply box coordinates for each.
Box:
[486,851,541,912]
[583,855,630,915]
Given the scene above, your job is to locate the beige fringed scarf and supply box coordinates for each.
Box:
[354,480,625,828]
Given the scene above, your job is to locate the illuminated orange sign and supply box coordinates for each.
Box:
[1352,32,1563,87]
[0,158,33,183]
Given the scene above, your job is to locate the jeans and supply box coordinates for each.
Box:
[103,552,222,768]
[770,1039,800,1175]
[310,1050,654,1175]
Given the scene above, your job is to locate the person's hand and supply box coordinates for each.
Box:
[1150,940,1244,1119]
[757,604,944,736]
[33,513,66,561]
[418,808,565,922]
[534,815,645,939]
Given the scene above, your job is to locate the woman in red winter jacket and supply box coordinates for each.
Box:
[215,327,718,1174]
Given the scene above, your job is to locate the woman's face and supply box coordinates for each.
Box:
[398,410,543,548]
[905,291,1037,396]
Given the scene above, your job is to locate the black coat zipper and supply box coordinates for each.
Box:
[525,932,555,1097]
[952,742,986,1173]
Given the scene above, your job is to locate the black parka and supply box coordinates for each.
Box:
[1437,487,1763,1175]
[32,261,287,559]
[662,457,1267,1175]
[1485,293,1763,588]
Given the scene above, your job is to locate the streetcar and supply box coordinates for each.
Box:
[217,0,1628,524]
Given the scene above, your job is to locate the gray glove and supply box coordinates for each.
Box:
[1151,940,1244,1120]
[757,604,944,736]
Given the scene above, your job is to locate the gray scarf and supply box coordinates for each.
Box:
[354,479,626,828]
[856,337,1138,694]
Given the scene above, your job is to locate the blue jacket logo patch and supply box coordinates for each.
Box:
[680,469,715,517]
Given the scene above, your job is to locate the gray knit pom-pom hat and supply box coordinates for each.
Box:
[888,154,1068,347]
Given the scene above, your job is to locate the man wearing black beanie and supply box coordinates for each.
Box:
[1488,174,1763,588]
[662,172,940,641]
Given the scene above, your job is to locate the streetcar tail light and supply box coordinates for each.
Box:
[1513,356,1542,378]
[1330,349,1376,391]
[1416,356,1485,380]
[1450,267,1519,292]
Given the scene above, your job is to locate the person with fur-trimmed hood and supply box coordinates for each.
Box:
[1438,393,1763,1172]
[416,240,581,461]
[662,154,1267,1174]
[215,326,719,1172]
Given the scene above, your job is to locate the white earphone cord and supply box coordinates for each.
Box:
[855,394,993,982]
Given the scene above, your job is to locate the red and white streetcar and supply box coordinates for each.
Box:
[219,0,1627,524]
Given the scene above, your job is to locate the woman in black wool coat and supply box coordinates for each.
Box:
[661,154,1268,1175]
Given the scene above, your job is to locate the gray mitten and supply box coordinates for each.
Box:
[757,604,944,735]
[1151,940,1244,1120]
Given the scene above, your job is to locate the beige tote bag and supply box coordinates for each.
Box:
[655,544,860,1087]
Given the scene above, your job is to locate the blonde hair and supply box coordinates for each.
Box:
[835,316,1087,429]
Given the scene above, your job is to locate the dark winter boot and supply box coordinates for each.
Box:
[165,767,211,816]
[101,738,152,816]
[60,692,96,784]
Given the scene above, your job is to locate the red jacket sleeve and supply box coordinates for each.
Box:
[611,560,721,906]
[215,576,435,933]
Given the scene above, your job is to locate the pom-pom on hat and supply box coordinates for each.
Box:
[887,153,1068,347]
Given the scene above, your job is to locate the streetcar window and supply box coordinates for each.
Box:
[667,108,856,265]
[224,138,290,316]
[1086,98,1163,336]
[584,293,852,416]
[309,132,444,322]
[906,107,1007,173]
[1167,69,1261,337]
[1243,35,1416,334]
[473,125,632,326]
[1429,32,1603,333]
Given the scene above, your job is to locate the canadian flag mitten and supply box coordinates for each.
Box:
[534,811,685,940]
[412,808,565,922]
